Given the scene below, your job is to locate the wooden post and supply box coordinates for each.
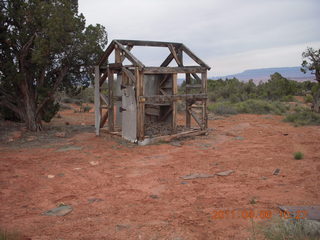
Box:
[94,66,101,136]
[201,71,208,129]
[135,67,144,140]
[172,73,177,131]
[186,73,191,128]
[108,68,114,131]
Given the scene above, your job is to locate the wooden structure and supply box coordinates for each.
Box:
[94,39,210,144]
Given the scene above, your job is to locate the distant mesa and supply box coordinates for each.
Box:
[211,67,315,83]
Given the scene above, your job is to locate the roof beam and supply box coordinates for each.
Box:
[181,44,211,70]
[144,66,207,74]
[116,39,182,48]
[114,40,145,69]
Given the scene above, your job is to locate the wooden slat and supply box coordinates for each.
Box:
[122,67,136,83]
[100,110,109,128]
[121,45,133,62]
[160,53,174,67]
[201,71,208,129]
[186,73,191,128]
[114,40,145,68]
[94,66,101,136]
[144,66,207,74]
[135,67,144,140]
[168,44,182,66]
[100,93,109,105]
[109,63,122,70]
[188,109,202,128]
[159,74,170,86]
[191,73,201,83]
[140,93,207,104]
[181,44,211,70]
[186,84,202,89]
[99,68,108,86]
[108,68,114,131]
[98,41,115,66]
[172,73,177,131]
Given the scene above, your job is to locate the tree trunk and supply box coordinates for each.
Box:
[313,87,320,113]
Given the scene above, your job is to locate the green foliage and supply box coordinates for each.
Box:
[41,100,60,122]
[294,152,304,160]
[257,217,320,240]
[208,102,238,115]
[284,109,320,126]
[304,94,313,103]
[301,47,320,83]
[0,0,107,130]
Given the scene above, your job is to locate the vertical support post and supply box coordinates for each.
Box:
[201,71,208,129]
[115,45,121,63]
[172,73,177,131]
[108,68,114,132]
[94,66,101,136]
[186,73,191,128]
[135,67,144,140]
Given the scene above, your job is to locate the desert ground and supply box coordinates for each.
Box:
[0,106,319,240]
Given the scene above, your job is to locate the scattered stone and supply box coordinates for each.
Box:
[150,195,159,199]
[73,168,82,171]
[216,170,234,176]
[57,173,65,177]
[234,136,244,140]
[65,122,70,125]
[7,138,14,142]
[42,205,72,216]
[56,146,82,152]
[283,133,289,136]
[47,175,55,179]
[273,168,281,175]
[26,136,37,141]
[55,132,66,138]
[89,161,99,166]
[181,173,215,180]
[181,181,188,185]
[81,123,86,126]
[261,176,268,180]
[88,198,103,203]
[116,224,130,231]
[170,141,182,147]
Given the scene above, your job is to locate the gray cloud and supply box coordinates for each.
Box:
[79,0,320,75]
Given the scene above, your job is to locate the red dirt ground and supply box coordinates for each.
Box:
[0,108,319,240]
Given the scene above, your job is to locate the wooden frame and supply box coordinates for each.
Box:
[95,39,210,144]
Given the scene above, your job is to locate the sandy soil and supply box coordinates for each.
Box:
[0,108,319,240]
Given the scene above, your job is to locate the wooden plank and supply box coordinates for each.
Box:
[116,39,182,48]
[181,44,211,69]
[114,40,145,68]
[138,129,207,145]
[135,67,144,140]
[168,44,182,66]
[99,68,108,86]
[186,73,191,128]
[122,67,136,84]
[201,71,208,129]
[94,66,101,136]
[140,93,207,104]
[109,63,123,70]
[172,73,177,131]
[188,109,202,129]
[160,53,174,67]
[108,68,114,131]
[98,40,115,66]
[100,93,109,105]
[144,66,207,74]
[159,74,170,86]
[191,73,201,83]
[121,45,133,62]
[100,110,109,128]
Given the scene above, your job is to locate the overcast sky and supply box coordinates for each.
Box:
[78,0,320,76]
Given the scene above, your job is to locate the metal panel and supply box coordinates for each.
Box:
[121,86,137,142]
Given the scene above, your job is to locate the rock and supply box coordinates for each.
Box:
[88,198,103,203]
[234,136,244,140]
[55,132,66,138]
[116,224,130,231]
[181,181,188,185]
[89,161,99,166]
[47,175,55,179]
[273,168,281,175]
[170,141,182,147]
[26,136,37,141]
[216,170,234,176]
[150,195,159,199]
[181,173,215,180]
[42,205,72,216]
[57,173,65,177]
[81,122,85,126]
[73,168,82,171]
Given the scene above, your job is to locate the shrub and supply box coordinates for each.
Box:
[281,95,295,102]
[234,99,288,115]
[304,94,313,103]
[284,109,320,126]
[208,102,238,115]
[294,152,304,160]
[82,105,92,112]
[257,217,320,240]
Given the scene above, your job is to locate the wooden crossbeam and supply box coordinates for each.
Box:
[144,66,207,74]
[188,109,203,129]
[98,41,115,66]
[160,53,174,67]
[114,40,145,69]
[181,44,211,70]
[116,39,182,48]
[99,68,108,86]
[168,44,182,66]
[100,93,108,105]
[122,67,136,83]
[140,94,207,104]
[191,73,201,83]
